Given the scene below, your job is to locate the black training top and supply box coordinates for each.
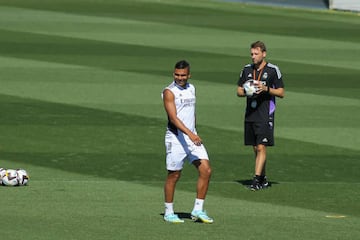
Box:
[238,62,284,123]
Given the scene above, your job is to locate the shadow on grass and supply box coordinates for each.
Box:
[235,179,279,187]
[160,212,192,219]
[160,212,209,223]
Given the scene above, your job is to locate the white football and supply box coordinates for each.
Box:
[243,80,259,97]
[17,169,29,186]
[2,169,19,186]
[0,168,6,185]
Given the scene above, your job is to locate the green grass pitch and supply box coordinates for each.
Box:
[0,0,359,239]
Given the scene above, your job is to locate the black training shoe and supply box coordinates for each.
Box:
[261,176,270,189]
[249,178,262,191]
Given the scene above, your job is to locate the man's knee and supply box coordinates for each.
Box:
[197,160,212,177]
[167,170,181,182]
[256,144,266,152]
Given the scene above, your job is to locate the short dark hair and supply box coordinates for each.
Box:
[251,41,266,52]
[174,60,190,71]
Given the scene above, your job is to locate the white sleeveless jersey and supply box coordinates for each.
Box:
[162,81,196,137]
[162,81,209,167]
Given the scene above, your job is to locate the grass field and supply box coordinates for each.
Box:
[0,0,359,239]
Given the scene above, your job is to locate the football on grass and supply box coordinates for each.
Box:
[17,169,29,186]
[0,168,6,185]
[243,80,259,97]
[2,169,19,186]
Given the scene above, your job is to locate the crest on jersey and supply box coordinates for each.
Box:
[263,72,268,79]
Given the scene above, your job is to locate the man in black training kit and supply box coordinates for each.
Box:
[237,41,285,191]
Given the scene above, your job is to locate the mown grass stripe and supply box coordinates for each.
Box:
[0,0,359,42]
[1,6,360,71]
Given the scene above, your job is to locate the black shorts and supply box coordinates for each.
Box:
[244,121,274,146]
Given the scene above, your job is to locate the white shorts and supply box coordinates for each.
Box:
[165,131,209,171]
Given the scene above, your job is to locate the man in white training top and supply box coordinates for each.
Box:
[162,60,213,224]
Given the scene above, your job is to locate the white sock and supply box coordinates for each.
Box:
[193,198,204,212]
[165,202,174,216]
